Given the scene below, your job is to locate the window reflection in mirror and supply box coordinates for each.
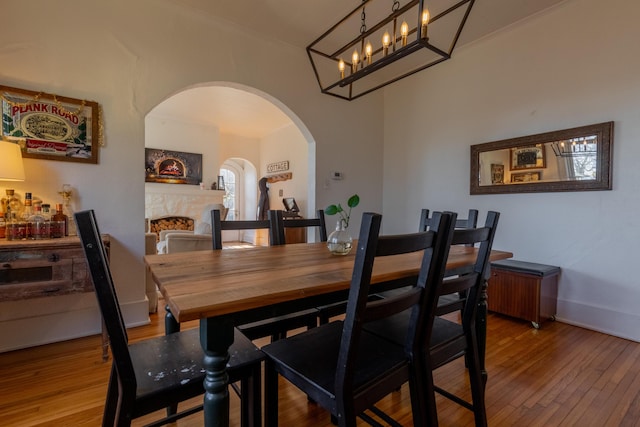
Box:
[470,122,613,194]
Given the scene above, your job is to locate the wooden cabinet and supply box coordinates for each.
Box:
[283,216,307,244]
[487,260,559,329]
[0,235,110,359]
[0,236,109,302]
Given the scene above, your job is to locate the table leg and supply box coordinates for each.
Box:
[200,318,234,427]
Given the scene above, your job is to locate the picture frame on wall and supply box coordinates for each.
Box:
[145,148,203,185]
[0,85,101,164]
[511,171,541,183]
[510,145,546,170]
[491,164,504,184]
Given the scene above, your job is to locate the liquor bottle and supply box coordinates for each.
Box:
[4,189,22,220]
[41,204,52,221]
[28,204,49,240]
[22,192,33,221]
[0,199,5,239]
[5,190,26,240]
[52,203,68,237]
[21,193,34,238]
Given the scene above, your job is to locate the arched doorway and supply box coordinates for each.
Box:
[145,83,316,242]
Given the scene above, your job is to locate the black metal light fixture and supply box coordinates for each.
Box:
[307,0,475,101]
[551,136,598,158]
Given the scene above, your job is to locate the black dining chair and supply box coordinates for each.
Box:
[365,211,500,427]
[75,210,264,427]
[262,211,456,427]
[212,209,318,341]
[420,208,478,232]
[269,209,328,244]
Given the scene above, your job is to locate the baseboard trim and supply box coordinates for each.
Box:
[556,298,640,343]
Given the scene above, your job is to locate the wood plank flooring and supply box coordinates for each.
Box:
[0,302,638,426]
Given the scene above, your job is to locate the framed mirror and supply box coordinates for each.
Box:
[470,122,613,195]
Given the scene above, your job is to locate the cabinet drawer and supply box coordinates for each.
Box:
[0,246,92,301]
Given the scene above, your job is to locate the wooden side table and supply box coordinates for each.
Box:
[488,259,560,329]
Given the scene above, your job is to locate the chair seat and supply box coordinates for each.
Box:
[238,309,319,341]
[262,321,410,409]
[132,328,264,410]
[364,314,466,367]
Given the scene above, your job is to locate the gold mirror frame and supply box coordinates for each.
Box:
[470,122,613,195]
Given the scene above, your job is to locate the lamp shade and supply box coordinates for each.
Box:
[0,141,26,181]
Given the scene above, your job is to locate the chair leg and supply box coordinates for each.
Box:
[240,365,262,427]
[102,366,119,427]
[264,360,279,427]
[467,346,488,427]
[421,358,440,427]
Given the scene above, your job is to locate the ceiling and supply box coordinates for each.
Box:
[151,0,568,138]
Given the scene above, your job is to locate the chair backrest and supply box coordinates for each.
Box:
[419,208,479,232]
[269,209,328,245]
[211,209,272,250]
[335,211,456,402]
[431,211,500,326]
[75,210,136,391]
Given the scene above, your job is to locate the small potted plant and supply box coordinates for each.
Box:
[324,194,359,255]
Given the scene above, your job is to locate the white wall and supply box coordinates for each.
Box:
[0,0,383,350]
[383,0,640,341]
[145,114,221,189]
[260,124,310,216]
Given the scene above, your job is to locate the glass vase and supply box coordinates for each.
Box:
[327,220,353,255]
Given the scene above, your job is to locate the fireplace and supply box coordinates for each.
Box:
[145,185,225,232]
[149,216,194,236]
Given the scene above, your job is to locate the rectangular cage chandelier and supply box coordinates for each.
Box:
[307,0,475,101]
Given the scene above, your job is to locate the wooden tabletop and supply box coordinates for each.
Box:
[146,242,513,323]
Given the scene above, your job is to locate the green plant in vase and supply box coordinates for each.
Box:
[324,194,359,255]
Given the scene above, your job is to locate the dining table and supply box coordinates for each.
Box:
[145,241,512,427]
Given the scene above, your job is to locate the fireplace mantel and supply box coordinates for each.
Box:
[145,184,225,227]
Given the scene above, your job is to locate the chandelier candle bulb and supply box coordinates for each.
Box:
[351,50,359,72]
[382,31,391,55]
[365,41,373,65]
[421,9,430,39]
[339,59,345,78]
[401,21,409,46]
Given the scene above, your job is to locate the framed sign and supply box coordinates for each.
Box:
[145,148,203,185]
[510,145,546,170]
[267,160,289,173]
[511,171,541,183]
[0,85,101,164]
[491,164,504,184]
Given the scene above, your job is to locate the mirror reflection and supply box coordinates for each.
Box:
[470,122,613,194]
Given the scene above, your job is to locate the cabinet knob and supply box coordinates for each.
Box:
[48,253,60,262]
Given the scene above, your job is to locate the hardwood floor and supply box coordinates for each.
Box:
[1,302,638,426]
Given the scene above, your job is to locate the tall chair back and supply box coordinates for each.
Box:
[262,211,456,426]
[335,211,456,417]
[269,209,328,245]
[211,209,272,249]
[420,208,478,232]
[77,209,265,427]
